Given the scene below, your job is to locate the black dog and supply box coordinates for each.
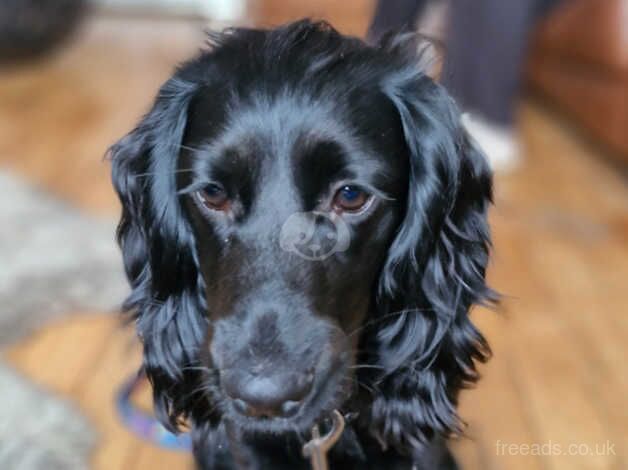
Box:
[110,20,494,469]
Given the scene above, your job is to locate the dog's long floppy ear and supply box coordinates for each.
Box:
[369,54,496,455]
[109,75,209,431]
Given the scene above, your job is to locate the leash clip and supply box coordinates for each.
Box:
[302,410,345,470]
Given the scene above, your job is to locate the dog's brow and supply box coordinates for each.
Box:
[293,140,351,210]
[135,168,196,179]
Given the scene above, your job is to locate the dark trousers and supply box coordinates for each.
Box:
[368,0,563,125]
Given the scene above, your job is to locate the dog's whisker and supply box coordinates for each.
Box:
[134,168,196,179]
[356,380,376,395]
[141,298,166,308]
[177,144,205,153]
[290,424,306,446]
[182,365,215,373]
[346,307,436,338]
[348,364,385,371]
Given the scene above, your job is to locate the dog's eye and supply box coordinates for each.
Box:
[333,185,370,212]
[196,184,229,211]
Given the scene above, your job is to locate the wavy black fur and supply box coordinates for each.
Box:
[110,19,495,469]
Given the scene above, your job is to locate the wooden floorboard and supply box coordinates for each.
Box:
[2,8,626,470]
[5,314,116,395]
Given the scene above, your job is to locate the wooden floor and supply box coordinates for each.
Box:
[1,7,627,470]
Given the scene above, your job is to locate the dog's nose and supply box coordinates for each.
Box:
[223,371,314,418]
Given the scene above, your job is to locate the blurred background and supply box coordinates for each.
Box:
[0,1,626,469]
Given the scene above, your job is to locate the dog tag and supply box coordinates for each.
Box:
[302,409,345,470]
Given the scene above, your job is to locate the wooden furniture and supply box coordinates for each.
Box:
[528,0,628,161]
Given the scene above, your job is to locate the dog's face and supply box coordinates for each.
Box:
[180,86,406,431]
[111,21,494,454]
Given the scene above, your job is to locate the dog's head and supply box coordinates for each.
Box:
[111,20,493,454]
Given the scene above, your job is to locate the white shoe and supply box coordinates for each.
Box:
[97,0,247,22]
[462,113,521,173]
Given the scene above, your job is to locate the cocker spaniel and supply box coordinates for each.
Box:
[110,19,494,470]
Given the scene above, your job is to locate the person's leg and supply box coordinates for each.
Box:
[367,0,430,44]
[441,0,544,126]
[441,0,562,169]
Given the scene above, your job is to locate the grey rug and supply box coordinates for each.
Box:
[0,170,128,345]
[0,170,128,468]
[0,364,96,470]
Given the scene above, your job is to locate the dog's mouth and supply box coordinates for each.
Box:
[217,363,353,434]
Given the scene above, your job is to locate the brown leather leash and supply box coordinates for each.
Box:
[302,410,345,470]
